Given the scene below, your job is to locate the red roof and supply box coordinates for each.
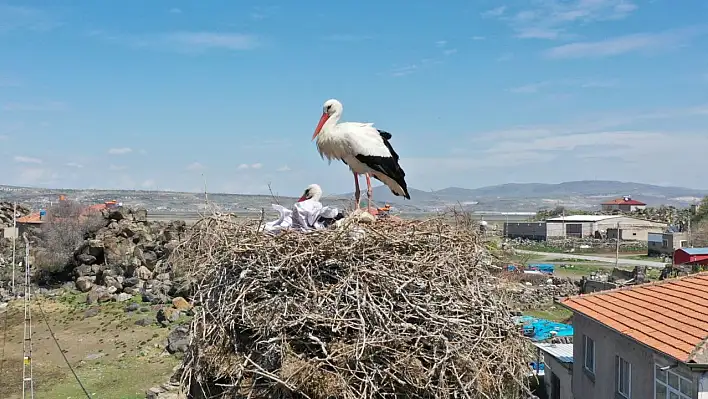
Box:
[602,198,646,206]
[16,213,43,224]
[561,273,708,363]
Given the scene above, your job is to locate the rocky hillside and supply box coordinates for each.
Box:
[0,201,30,228]
[68,207,189,305]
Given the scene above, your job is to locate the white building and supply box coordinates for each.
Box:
[545,215,666,240]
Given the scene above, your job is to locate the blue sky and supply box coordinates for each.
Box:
[1,0,707,196]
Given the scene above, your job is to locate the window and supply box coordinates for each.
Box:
[655,365,693,399]
[584,335,595,374]
[662,239,669,248]
[679,240,688,248]
[616,356,631,398]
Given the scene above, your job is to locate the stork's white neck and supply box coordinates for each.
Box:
[309,189,322,201]
[319,110,342,136]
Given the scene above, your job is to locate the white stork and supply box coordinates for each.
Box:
[311,99,410,214]
[297,183,323,202]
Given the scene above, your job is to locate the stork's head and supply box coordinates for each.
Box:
[298,184,323,202]
[312,99,342,140]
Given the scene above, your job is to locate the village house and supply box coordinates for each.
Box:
[504,215,666,241]
[648,231,690,256]
[601,196,647,212]
[560,273,708,399]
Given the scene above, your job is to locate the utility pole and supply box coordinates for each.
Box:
[688,217,692,247]
[202,173,209,204]
[11,202,17,295]
[615,222,620,269]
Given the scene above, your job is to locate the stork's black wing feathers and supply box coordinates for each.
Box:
[377,129,400,162]
[353,129,410,199]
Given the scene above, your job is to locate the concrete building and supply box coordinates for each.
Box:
[648,232,689,256]
[560,273,708,399]
[545,215,666,239]
[503,222,547,240]
[601,196,647,212]
[533,343,574,399]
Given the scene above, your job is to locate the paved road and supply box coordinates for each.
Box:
[516,250,667,268]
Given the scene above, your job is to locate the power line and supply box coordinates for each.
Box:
[35,300,91,399]
[0,303,8,399]
[21,233,34,399]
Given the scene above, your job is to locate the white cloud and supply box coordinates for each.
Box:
[471,36,486,41]
[108,147,132,155]
[18,168,55,184]
[323,34,373,42]
[435,40,447,47]
[65,162,84,168]
[141,179,156,188]
[398,103,708,189]
[496,52,514,62]
[0,135,7,140]
[169,8,182,14]
[237,163,263,170]
[1,101,67,111]
[0,4,60,33]
[109,164,127,171]
[481,6,507,18]
[0,76,21,87]
[443,48,458,56]
[390,64,418,77]
[276,165,291,172]
[507,78,617,93]
[186,162,205,171]
[544,27,706,59]
[14,155,42,164]
[487,1,639,40]
[91,30,260,53]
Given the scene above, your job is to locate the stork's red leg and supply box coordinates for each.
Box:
[365,174,374,214]
[353,171,361,210]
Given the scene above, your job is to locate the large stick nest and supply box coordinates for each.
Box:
[171,214,532,399]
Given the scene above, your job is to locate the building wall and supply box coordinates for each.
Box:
[648,232,689,256]
[542,353,573,399]
[546,222,597,238]
[571,313,657,399]
[503,222,547,240]
[607,228,661,241]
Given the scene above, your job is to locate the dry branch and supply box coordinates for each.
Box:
[170,214,532,398]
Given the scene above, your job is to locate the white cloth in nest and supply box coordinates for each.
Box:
[264,199,340,234]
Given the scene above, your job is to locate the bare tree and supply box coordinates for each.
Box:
[34,200,105,273]
[692,220,708,248]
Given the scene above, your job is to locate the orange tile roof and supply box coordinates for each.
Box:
[601,198,646,205]
[561,272,708,364]
[16,213,43,224]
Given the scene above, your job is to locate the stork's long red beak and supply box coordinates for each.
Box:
[312,112,329,140]
[297,195,307,202]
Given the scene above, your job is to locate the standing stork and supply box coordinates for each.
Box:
[311,99,410,214]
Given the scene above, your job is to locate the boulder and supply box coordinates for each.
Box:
[166,325,190,354]
[75,276,93,292]
[135,266,152,280]
[171,297,191,311]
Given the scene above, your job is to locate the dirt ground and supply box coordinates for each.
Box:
[0,291,179,399]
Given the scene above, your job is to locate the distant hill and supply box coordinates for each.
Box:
[342,180,708,209]
[2,180,705,214]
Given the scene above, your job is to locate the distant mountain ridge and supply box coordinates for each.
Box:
[342,180,708,208]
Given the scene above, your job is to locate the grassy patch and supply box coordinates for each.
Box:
[523,307,573,323]
[553,263,607,276]
[0,293,180,399]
